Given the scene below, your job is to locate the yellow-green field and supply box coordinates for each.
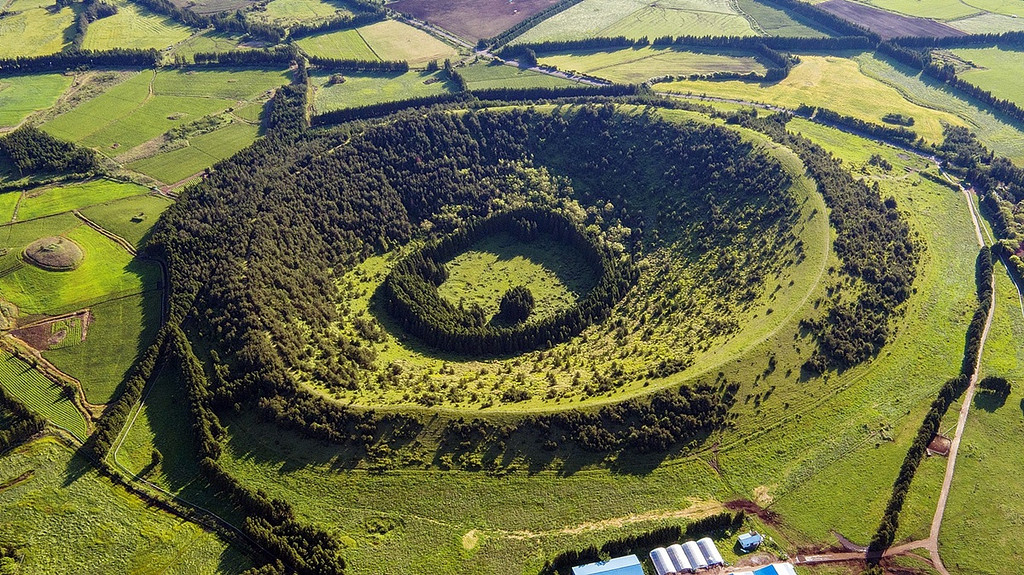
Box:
[0,73,73,128]
[539,47,767,84]
[0,352,87,439]
[249,0,352,24]
[16,179,149,222]
[0,0,76,58]
[949,47,1024,108]
[80,0,193,51]
[457,60,577,90]
[311,70,453,112]
[297,20,458,67]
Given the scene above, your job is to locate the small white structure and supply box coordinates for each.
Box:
[696,537,724,566]
[649,547,675,575]
[666,543,693,573]
[682,541,708,570]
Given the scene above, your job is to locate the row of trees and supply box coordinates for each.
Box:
[287,9,385,40]
[794,105,920,146]
[0,48,159,74]
[870,246,992,552]
[540,512,745,575]
[748,114,919,371]
[306,56,409,72]
[382,209,635,355]
[0,126,97,177]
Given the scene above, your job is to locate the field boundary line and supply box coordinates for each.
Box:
[354,28,383,62]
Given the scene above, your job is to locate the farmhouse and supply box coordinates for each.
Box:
[737,532,764,552]
[571,554,644,575]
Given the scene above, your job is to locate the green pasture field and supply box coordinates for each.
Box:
[0,437,252,574]
[938,261,1024,574]
[296,28,379,60]
[44,290,161,405]
[0,73,73,129]
[436,232,597,322]
[512,0,755,43]
[457,60,576,90]
[128,121,260,184]
[0,0,76,58]
[249,0,353,24]
[735,0,831,36]
[0,191,19,223]
[79,194,173,250]
[866,0,980,20]
[171,31,250,61]
[538,46,767,84]
[311,70,454,112]
[0,214,160,315]
[42,69,285,158]
[948,12,1024,33]
[0,352,86,439]
[80,0,193,51]
[948,47,1024,108]
[16,179,149,222]
[655,52,1024,163]
[232,101,265,122]
[313,108,828,411]
[358,20,460,68]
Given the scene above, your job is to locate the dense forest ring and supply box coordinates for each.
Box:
[23,237,84,271]
[381,209,635,355]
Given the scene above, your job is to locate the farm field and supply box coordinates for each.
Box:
[358,20,460,67]
[296,28,379,60]
[735,0,831,36]
[938,261,1024,574]
[41,69,287,158]
[948,12,1024,33]
[0,191,19,223]
[948,47,1024,108]
[0,0,76,58]
[655,52,1024,162]
[389,0,560,41]
[513,0,756,43]
[0,214,160,315]
[817,0,966,39]
[538,46,768,84]
[44,291,162,405]
[171,31,251,60]
[78,194,172,250]
[249,0,353,24]
[0,74,74,129]
[15,179,149,222]
[457,60,576,89]
[0,437,252,574]
[0,352,87,439]
[80,0,193,51]
[311,70,454,111]
[127,121,261,184]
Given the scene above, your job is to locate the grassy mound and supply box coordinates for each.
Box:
[23,236,84,271]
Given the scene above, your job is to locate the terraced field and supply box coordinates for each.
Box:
[0,352,86,439]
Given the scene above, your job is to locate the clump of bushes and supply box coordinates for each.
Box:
[498,286,534,323]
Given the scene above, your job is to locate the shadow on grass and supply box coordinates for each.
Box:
[974,390,1007,412]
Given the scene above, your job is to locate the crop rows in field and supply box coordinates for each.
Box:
[48,318,84,350]
[0,0,75,58]
[0,352,86,439]
[81,0,192,51]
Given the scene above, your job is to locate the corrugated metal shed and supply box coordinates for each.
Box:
[666,543,693,573]
[682,541,708,570]
[738,532,764,551]
[696,537,724,566]
[649,547,674,575]
[571,555,645,575]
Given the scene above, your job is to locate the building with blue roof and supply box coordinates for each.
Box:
[571,554,645,575]
[738,532,764,552]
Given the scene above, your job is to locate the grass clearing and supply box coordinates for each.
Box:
[436,232,597,322]
[538,46,767,84]
[171,31,250,60]
[311,70,454,112]
[0,437,252,574]
[16,179,149,222]
[78,194,172,250]
[296,28,378,60]
[357,20,459,68]
[948,12,1024,33]
[80,0,192,51]
[249,0,353,24]
[0,191,20,223]
[948,47,1024,108]
[44,291,161,405]
[938,261,1024,573]
[736,0,832,36]
[0,0,76,58]
[0,352,86,439]
[0,215,160,315]
[0,74,74,129]
[128,121,260,183]
[457,60,576,90]
[866,0,980,21]
[513,0,755,43]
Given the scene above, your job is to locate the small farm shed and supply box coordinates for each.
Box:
[738,532,764,551]
[571,555,645,575]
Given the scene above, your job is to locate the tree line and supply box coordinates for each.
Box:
[0,48,159,74]
[0,126,98,177]
[382,208,636,355]
[794,105,921,146]
[0,384,46,452]
[286,9,385,40]
[869,246,992,553]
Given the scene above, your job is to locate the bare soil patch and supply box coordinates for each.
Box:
[23,236,84,271]
[818,0,966,39]
[11,310,91,351]
[390,0,561,40]
[725,499,780,524]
